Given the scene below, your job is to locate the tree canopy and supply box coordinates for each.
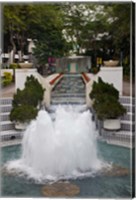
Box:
[3,2,132,72]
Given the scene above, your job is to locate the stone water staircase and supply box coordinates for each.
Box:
[101,96,135,148]
[120,96,135,131]
[0,76,135,149]
[0,98,23,147]
[51,74,86,105]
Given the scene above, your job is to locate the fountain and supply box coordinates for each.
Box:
[5,105,105,183]
[2,105,131,197]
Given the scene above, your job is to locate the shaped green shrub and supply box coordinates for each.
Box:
[9,63,20,69]
[12,75,45,107]
[90,77,119,100]
[90,77,126,120]
[2,72,13,86]
[24,75,45,103]
[10,105,38,123]
[93,95,126,120]
[10,75,45,123]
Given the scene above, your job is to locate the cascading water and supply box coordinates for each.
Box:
[6,105,106,183]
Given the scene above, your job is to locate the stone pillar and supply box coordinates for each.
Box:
[9,50,14,64]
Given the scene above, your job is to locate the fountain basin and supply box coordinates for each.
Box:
[42,182,80,197]
[1,142,131,198]
[1,105,131,198]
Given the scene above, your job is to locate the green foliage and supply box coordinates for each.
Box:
[31,4,70,64]
[93,95,126,120]
[10,105,38,123]
[90,77,119,100]
[24,75,45,103]
[9,63,20,69]
[3,3,131,68]
[2,72,13,86]
[4,4,70,64]
[90,67,100,74]
[13,75,45,107]
[10,75,45,123]
[90,77,126,120]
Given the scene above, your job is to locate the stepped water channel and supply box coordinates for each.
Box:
[51,74,86,105]
[0,74,135,148]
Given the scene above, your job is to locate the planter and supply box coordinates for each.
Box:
[19,62,33,68]
[103,119,121,130]
[15,121,28,130]
[103,60,119,67]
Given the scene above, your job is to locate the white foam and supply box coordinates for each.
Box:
[6,106,106,183]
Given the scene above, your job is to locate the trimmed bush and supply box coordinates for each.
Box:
[93,95,126,120]
[90,77,119,100]
[24,75,45,103]
[12,75,45,107]
[90,77,126,120]
[9,63,20,69]
[10,105,38,123]
[2,72,13,86]
[10,75,45,123]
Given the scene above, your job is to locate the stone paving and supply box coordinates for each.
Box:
[1,83,15,98]
[0,139,22,147]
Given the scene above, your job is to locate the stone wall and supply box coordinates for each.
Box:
[56,56,91,73]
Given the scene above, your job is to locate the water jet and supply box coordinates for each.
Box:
[5,105,105,182]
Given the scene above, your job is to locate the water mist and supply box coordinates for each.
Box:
[6,105,104,182]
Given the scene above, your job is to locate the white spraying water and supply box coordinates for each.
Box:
[6,105,105,182]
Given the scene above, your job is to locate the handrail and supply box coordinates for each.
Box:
[49,73,63,85]
[82,73,90,83]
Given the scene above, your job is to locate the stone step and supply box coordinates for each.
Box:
[51,97,86,104]
[119,96,135,105]
[0,139,22,147]
[101,129,135,148]
[0,121,15,131]
[63,74,81,77]
[102,129,135,137]
[0,104,12,113]
[0,98,13,105]
[0,112,10,121]
[121,119,135,125]
[106,139,134,149]
[121,121,135,131]
[52,93,85,98]
[114,130,135,137]
[121,112,135,121]
[0,130,23,141]
[52,86,85,92]
[47,104,88,113]
[122,104,135,113]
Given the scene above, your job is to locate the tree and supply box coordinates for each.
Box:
[30,4,70,64]
[3,2,131,71]
[3,4,35,62]
[3,4,70,64]
[62,2,131,68]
